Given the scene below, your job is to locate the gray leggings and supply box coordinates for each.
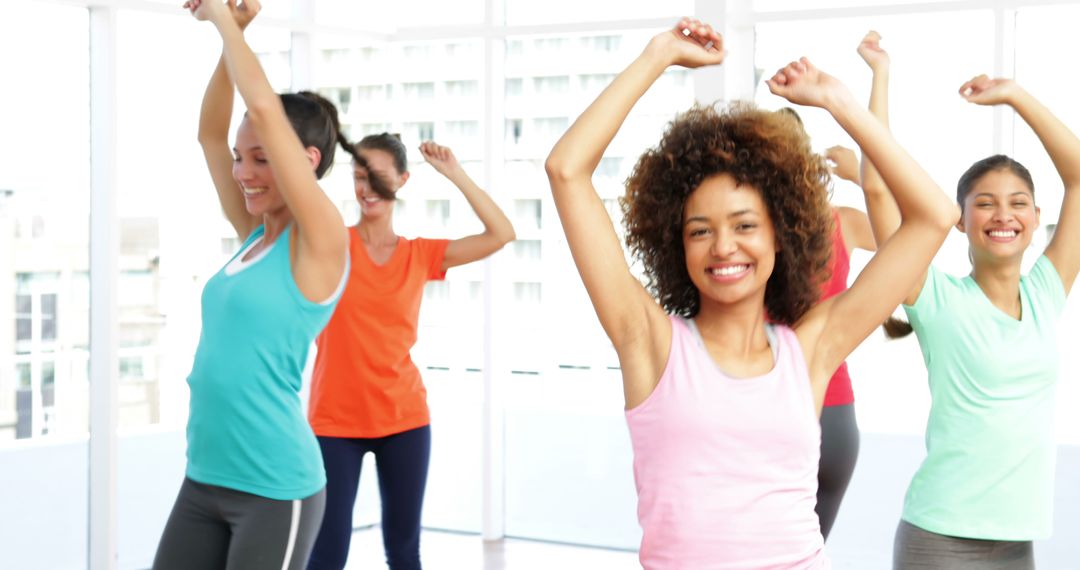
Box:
[893,520,1034,570]
[153,477,326,570]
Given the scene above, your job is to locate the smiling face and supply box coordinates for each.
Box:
[682,173,778,310]
[958,168,1040,265]
[354,147,406,219]
[232,117,287,217]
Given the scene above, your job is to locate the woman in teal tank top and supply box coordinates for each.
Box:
[153,1,381,569]
[857,52,1080,566]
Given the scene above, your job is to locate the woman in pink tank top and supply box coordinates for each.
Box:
[545,18,958,569]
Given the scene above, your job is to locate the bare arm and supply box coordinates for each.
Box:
[546,18,724,407]
[196,1,260,240]
[199,52,260,240]
[963,77,1080,293]
[418,142,516,271]
[768,58,959,393]
[857,32,905,258]
[837,206,876,253]
[188,0,347,300]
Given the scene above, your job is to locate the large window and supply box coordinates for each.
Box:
[0,4,90,569]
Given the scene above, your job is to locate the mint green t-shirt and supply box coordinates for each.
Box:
[902,254,1066,540]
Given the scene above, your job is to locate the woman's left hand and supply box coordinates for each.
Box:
[419,141,463,178]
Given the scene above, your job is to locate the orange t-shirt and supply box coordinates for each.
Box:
[308,230,449,438]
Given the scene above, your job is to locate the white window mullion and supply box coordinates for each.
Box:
[290,0,315,92]
[993,5,1018,156]
[695,0,756,106]
[481,0,507,543]
[89,5,120,570]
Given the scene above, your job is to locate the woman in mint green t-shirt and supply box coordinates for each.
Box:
[862,71,1080,567]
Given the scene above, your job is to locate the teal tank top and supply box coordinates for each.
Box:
[185,225,342,500]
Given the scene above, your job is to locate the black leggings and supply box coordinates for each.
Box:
[307,425,432,570]
[893,520,1034,569]
[817,403,860,540]
[153,477,326,570]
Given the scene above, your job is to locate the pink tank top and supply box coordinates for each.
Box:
[625,317,829,569]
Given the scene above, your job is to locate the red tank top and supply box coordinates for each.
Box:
[822,210,854,406]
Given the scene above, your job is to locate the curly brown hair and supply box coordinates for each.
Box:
[621,102,834,325]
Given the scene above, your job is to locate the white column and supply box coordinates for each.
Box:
[89,6,120,570]
[694,0,756,106]
[481,0,507,542]
[992,6,1017,155]
[291,0,314,91]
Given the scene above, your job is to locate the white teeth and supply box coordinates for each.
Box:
[243,186,268,196]
[711,265,749,276]
[988,230,1017,238]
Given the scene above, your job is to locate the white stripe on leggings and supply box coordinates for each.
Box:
[280,499,302,570]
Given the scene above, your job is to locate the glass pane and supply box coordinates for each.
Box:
[315,0,483,28]
[507,0,691,26]
[754,10,995,436]
[754,0,956,10]
[502,28,694,549]
[0,3,90,568]
[1016,4,1080,447]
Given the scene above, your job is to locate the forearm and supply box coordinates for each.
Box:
[1011,89,1080,188]
[198,54,234,145]
[446,169,516,243]
[214,18,281,123]
[829,97,955,229]
[546,47,668,180]
[860,65,900,244]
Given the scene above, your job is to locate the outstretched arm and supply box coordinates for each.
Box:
[418,141,516,271]
[545,18,724,407]
[856,31,904,257]
[196,0,260,241]
[187,0,347,301]
[961,76,1080,293]
[768,58,958,397]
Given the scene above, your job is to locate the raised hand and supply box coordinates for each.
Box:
[644,17,726,69]
[228,0,261,30]
[959,75,1021,107]
[825,145,860,183]
[419,141,462,178]
[766,57,851,110]
[857,30,889,73]
[182,0,226,23]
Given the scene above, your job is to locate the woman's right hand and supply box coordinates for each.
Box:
[767,58,853,111]
[857,30,889,73]
[960,75,1022,107]
[644,17,726,69]
[826,145,860,183]
[183,0,258,29]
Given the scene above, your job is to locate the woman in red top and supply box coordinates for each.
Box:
[779,112,877,539]
[306,135,515,570]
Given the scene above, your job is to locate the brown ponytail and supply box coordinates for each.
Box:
[882,316,913,339]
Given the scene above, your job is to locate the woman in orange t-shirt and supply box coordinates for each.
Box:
[306,134,515,570]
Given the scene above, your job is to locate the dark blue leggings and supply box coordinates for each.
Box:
[307,425,431,570]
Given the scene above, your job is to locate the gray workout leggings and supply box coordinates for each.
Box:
[153,477,326,570]
[893,520,1034,570]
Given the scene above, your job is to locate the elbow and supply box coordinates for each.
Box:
[544,153,587,186]
[500,226,517,246]
[490,226,516,250]
[936,202,961,231]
